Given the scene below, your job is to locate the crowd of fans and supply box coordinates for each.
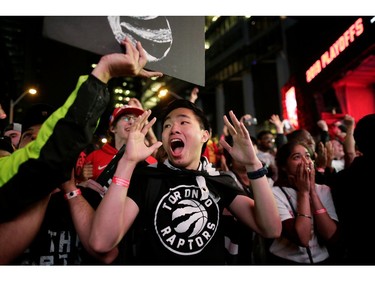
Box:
[0,38,373,266]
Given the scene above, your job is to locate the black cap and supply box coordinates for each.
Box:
[22,104,55,133]
[354,113,375,156]
[161,99,210,131]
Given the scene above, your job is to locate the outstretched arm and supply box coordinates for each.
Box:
[0,195,50,264]
[220,111,261,168]
[269,114,284,134]
[67,39,163,261]
[0,38,162,222]
[0,35,163,263]
[270,114,287,148]
[342,114,356,167]
[89,110,162,254]
[61,172,119,264]
[220,111,281,238]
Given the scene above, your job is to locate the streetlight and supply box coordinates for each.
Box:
[9,88,37,123]
[158,88,183,100]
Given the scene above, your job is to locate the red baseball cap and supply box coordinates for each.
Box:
[109,105,144,127]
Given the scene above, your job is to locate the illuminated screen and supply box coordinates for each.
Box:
[285,86,299,128]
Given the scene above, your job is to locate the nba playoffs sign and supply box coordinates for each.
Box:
[43,16,205,86]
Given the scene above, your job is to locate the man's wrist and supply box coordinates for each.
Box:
[91,61,111,84]
[64,189,82,200]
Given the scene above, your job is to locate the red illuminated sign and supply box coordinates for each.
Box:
[284,86,299,129]
[306,18,364,83]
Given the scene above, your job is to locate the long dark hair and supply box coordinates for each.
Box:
[273,141,309,187]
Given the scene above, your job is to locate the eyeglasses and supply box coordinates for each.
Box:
[119,116,137,122]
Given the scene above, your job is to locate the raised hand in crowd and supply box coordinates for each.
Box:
[342,114,357,166]
[269,114,284,134]
[92,38,162,84]
[0,37,162,265]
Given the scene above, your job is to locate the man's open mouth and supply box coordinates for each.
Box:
[170,138,184,153]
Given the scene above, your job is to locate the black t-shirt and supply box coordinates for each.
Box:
[125,163,244,265]
[331,155,375,264]
[12,193,95,265]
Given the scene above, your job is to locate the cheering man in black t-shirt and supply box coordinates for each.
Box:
[89,99,281,265]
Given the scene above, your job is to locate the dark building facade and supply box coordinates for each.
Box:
[202,16,375,137]
[203,16,292,136]
[1,16,374,140]
[283,16,375,135]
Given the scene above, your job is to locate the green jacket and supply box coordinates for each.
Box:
[0,74,109,222]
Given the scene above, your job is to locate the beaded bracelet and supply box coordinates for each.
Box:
[112,176,130,188]
[64,189,82,200]
[313,208,327,215]
[296,213,312,219]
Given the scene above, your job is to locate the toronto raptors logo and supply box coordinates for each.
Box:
[155,184,220,255]
[107,16,173,63]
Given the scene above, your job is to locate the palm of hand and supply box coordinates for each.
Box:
[291,163,313,193]
[125,130,152,163]
[230,134,254,165]
[315,142,327,168]
[290,174,310,193]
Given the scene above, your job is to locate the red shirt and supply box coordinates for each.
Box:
[202,139,219,165]
[84,143,157,180]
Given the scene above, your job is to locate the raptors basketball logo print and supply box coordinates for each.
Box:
[155,184,220,255]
